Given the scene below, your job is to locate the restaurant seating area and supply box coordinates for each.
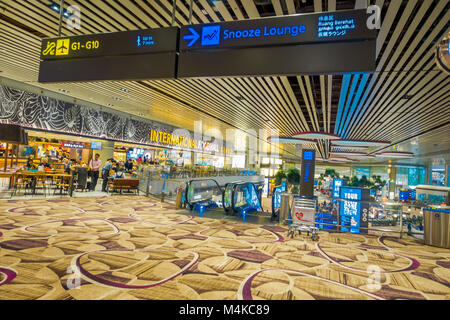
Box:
[10,167,73,197]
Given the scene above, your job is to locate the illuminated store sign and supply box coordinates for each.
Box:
[300,149,316,197]
[178,9,376,77]
[62,142,84,149]
[149,129,232,155]
[339,187,369,234]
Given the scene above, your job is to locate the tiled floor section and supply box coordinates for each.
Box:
[0,196,449,300]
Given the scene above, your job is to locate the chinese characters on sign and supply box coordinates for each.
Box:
[318,15,356,38]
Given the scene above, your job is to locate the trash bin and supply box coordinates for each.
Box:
[423,208,450,248]
[176,187,184,209]
[279,194,292,225]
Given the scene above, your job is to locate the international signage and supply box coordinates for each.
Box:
[339,186,369,234]
[300,149,316,197]
[149,129,233,155]
[178,9,376,78]
[38,27,179,82]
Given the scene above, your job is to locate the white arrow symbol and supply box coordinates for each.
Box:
[183,28,200,47]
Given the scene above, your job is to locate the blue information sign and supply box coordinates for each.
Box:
[300,149,316,197]
[180,9,375,51]
[339,187,369,234]
[178,9,376,78]
[332,178,344,199]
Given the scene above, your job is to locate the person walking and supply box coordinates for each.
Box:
[88,153,102,191]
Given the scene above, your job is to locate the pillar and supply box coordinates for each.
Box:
[95,140,114,166]
[388,166,396,200]
[445,160,449,187]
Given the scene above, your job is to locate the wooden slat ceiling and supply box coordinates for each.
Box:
[0,0,449,162]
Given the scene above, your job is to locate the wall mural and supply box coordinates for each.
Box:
[0,85,230,154]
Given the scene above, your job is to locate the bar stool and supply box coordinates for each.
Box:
[12,173,32,197]
[34,174,50,197]
[53,175,70,195]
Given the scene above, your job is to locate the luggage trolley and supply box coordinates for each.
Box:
[287,195,320,241]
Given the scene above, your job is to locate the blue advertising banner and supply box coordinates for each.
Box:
[339,187,369,234]
[332,178,344,199]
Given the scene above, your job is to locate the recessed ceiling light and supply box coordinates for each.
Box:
[121,88,129,93]
[113,97,121,101]
[59,89,69,93]
[106,103,113,107]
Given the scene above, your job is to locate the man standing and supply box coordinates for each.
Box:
[101,158,113,192]
[88,153,101,191]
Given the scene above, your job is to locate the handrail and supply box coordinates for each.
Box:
[185,178,223,208]
[231,181,263,214]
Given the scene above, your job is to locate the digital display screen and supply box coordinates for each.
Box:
[400,189,415,201]
[91,141,102,150]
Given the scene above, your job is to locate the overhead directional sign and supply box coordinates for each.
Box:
[183,28,200,47]
[39,27,179,82]
[40,28,177,60]
[178,9,377,78]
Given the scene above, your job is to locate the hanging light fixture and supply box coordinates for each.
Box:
[292,131,341,140]
[376,151,414,158]
[267,136,317,144]
[332,139,391,147]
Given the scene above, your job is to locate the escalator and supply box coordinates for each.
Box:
[228,181,263,222]
[185,179,224,216]
[185,179,265,222]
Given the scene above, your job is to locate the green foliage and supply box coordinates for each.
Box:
[349,176,359,187]
[286,167,300,185]
[347,174,387,189]
[274,169,287,186]
[324,168,339,178]
[291,185,300,194]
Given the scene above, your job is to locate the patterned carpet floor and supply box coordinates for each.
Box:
[0,196,449,300]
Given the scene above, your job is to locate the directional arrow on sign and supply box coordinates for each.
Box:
[183,28,200,47]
